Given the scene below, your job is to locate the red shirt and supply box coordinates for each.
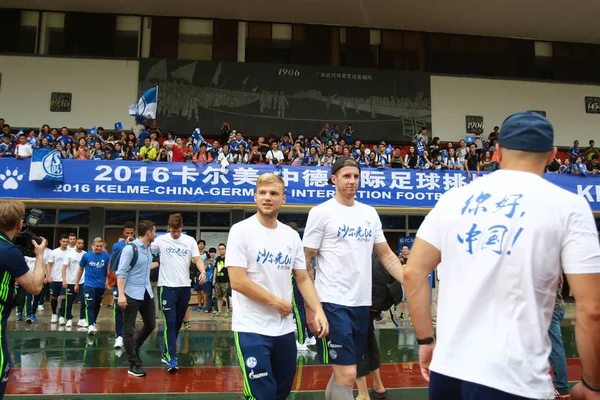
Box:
[172,146,185,162]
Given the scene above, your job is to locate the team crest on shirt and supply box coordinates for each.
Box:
[329,350,338,360]
[245,357,257,369]
[337,223,373,242]
[256,249,292,271]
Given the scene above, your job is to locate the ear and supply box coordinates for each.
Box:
[495,143,503,162]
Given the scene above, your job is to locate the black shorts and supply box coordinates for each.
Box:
[357,311,381,377]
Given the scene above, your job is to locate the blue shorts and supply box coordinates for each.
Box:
[316,303,370,366]
[429,372,532,400]
[234,331,296,400]
[49,281,63,298]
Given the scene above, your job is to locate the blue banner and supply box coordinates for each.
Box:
[0,159,599,210]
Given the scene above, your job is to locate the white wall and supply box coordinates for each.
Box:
[431,75,600,146]
[0,55,139,130]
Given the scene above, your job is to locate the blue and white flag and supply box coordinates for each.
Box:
[128,86,158,120]
[192,128,212,152]
[114,122,123,131]
[88,126,98,136]
[29,148,64,182]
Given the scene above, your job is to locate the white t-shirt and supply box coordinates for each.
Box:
[152,234,200,287]
[25,256,36,272]
[226,215,305,336]
[302,198,386,307]
[48,248,71,282]
[63,250,85,285]
[265,150,284,165]
[15,143,32,158]
[416,169,600,399]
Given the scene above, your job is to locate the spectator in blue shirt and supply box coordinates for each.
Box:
[25,130,38,148]
[0,135,13,157]
[568,140,581,164]
[56,127,74,147]
[117,220,157,378]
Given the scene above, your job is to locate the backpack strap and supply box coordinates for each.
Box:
[128,242,138,270]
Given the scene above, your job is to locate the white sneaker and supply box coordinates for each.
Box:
[114,336,124,349]
[77,319,88,328]
[65,320,72,328]
[296,341,309,352]
[58,317,66,325]
[87,325,97,335]
[37,305,44,312]
[50,314,58,323]
[305,336,317,346]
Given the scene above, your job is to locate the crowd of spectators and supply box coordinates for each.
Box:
[0,117,598,176]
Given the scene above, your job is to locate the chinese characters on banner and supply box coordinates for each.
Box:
[0,160,599,211]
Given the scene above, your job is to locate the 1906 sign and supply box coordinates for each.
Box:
[50,92,72,112]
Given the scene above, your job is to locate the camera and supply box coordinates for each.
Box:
[13,209,44,257]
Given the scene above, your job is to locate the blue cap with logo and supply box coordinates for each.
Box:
[499,111,554,153]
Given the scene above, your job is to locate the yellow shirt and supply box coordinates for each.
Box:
[139,145,157,160]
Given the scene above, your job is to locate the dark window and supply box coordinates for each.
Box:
[114,30,139,58]
[48,27,65,55]
[17,26,37,54]
[105,210,136,226]
[139,211,198,226]
[200,212,230,227]
[278,213,308,229]
[408,215,425,230]
[380,215,405,230]
[26,208,56,225]
[58,210,90,225]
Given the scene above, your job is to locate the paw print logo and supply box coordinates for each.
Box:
[0,168,24,190]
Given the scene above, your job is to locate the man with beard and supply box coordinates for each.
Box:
[303,157,405,400]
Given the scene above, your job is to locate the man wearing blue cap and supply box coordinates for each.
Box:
[404,111,600,400]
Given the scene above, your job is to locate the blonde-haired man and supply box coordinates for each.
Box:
[0,200,46,397]
[227,173,328,400]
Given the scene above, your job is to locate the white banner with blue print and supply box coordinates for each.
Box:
[0,159,598,210]
[28,148,64,182]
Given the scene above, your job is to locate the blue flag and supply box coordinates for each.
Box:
[192,128,212,152]
[114,122,123,131]
[29,148,63,182]
[88,126,98,136]
[385,144,394,155]
[128,86,158,119]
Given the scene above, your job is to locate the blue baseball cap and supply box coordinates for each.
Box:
[499,111,554,153]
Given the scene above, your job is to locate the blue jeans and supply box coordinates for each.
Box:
[548,308,569,390]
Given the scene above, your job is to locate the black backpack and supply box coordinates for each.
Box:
[371,253,403,312]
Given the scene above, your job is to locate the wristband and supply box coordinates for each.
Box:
[582,376,600,392]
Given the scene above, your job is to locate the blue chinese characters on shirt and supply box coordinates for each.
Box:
[457,191,525,256]
[337,223,373,243]
[256,247,293,271]
[165,246,189,256]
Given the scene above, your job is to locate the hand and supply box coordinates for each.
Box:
[74,284,79,293]
[308,307,329,338]
[572,382,600,400]
[118,295,127,309]
[62,282,67,289]
[418,342,436,382]
[47,277,53,284]
[197,271,206,285]
[33,237,47,256]
[270,297,292,318]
